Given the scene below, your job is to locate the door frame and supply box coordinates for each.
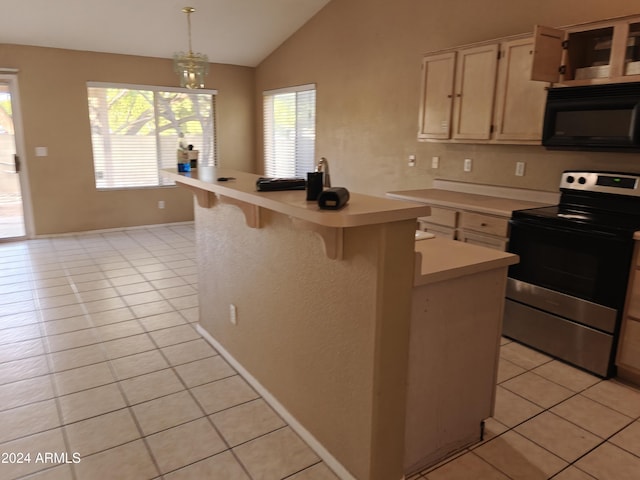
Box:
[0,70,34,239]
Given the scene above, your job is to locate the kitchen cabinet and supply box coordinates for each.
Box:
[390,185,556,253]
[617,237,640,387]
[531,14,640,85]
[458,211,510,251]
[417,204,510,251]
[417,206,457,240]
[493,37,548,141]
[418,52,456,139]
[417,208,509,250]
[418,35,548,144]
[451,44,499,140]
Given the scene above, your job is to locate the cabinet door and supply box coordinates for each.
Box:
[621,21,640,79]
[418,52,456,140]
[531,25,565,83]
[494,37,549,141]
[451,44,499,140]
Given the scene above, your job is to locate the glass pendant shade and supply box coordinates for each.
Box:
[173,7,209,89]
[173,52,209,89]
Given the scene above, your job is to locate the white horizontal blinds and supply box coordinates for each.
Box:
[87,85,216,189]
[263,85,316,178]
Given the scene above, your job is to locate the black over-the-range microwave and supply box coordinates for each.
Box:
[542,82,640,151]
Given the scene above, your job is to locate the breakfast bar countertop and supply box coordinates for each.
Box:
[162,167,431,228]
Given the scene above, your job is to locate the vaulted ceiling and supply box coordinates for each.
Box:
[0,0,331,67]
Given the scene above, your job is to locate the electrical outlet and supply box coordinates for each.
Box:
[464,158,472,172]
[158,201,165,209]
[431,156,439,169]
[230,304,237,325]
[515,162,526,177]
[408,155,416,167]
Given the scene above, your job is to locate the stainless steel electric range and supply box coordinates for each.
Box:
[504,171,640,377]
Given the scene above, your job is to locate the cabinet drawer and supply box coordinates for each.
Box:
[419,206,457,228]
[458,230,508,251]
[418,221,456,240]
[459,211,509,237]
[618,318,640,371]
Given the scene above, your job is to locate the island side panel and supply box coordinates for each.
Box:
[405,267,508,474]
[194,201,416,480]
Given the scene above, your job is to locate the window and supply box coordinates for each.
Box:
[263,84,316,177]
[87,83,217,189]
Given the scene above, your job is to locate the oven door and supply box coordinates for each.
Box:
[508,217,633,313]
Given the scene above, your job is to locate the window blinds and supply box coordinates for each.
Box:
[87,83,217,189]
[263,85,316,178]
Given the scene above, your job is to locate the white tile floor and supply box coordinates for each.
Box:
[0,223,639,480]
[0,224,335,480]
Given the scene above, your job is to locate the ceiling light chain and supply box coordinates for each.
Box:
[173,6,209,89]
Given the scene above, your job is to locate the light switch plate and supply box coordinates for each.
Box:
[35,147,48,157]
[464,158,472,172]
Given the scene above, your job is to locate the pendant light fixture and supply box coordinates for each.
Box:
[173,6,209,89]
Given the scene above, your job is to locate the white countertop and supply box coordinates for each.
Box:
[162,167,430,228]
[387,189,552,217]
[413,236,518,286]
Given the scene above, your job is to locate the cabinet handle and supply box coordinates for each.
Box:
[456,94,462,97]
[447,94,453,98]
[480,222,488,227]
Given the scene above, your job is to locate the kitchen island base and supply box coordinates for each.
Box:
[163,168,517,480]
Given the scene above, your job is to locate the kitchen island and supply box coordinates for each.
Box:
[162,168,517,480]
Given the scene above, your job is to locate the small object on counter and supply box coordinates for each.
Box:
[306,172,324,201]
[217,177,236,181]
[415,230,436,241]
[318,187,350,210]
[177,162,191,173]
[187,145,199,169]
[256,177,306,191]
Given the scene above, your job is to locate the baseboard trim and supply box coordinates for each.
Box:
[32,221,194,238]
[196,324,358,480]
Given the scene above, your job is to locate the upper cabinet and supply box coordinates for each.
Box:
[531,15,640,85]
[451,44,499,141]
[494,37,548,142]
[418,35,548,144]
[418,52,456,140]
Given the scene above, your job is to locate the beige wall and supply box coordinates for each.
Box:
[255,0,640,195]
[0,44,255,235]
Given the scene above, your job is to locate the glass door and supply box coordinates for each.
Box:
[0,75,27,240]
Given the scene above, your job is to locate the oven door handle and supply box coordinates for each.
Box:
[509,218,625,240]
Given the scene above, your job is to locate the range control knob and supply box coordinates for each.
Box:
[566,175,575,183]
[578,177,587,185]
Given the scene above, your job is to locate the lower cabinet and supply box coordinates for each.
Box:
[417,206,457,240]
[418,206,510,251]
[617,241,640,385]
